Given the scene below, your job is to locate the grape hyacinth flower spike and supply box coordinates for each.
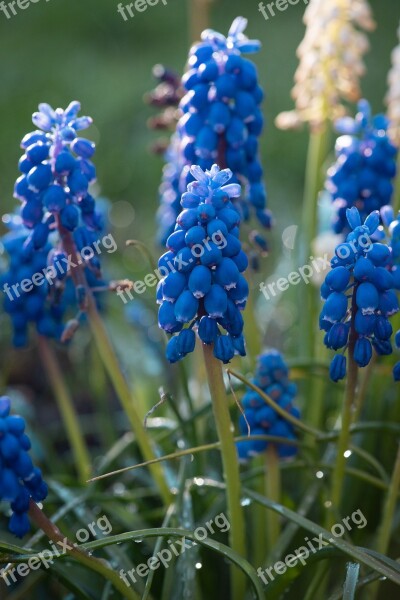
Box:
[320,206,400,382]
[158,164,249,364]
[157,17,271,248]
[327,100,398,235]
[276,0,375,131]
[236,350,300,460]
[372,206,400,380]
[3,102,110,344]
[0,396,48,537]
[386,22,400,147]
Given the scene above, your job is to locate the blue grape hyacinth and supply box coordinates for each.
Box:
[0,396,48,537]
[236,350,299,460]
[1,103,109,346]
[14,102,100,246]
[372,206,400,380]
[158,164,249,364]
[157,17,271,245]
[320,206,400,382]
[327,100,398,235]
[0,222,66,346]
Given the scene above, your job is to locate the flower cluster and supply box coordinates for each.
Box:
[14,102,101,249]
[374,206,400,379]
[2,103,108,346]
[1,224,66,346]
[158,164,248,364]
[276,0,375,131]
[236,351,299,460]
[327,100,398,235]
[320,207,400,382]
[157,17,271,245]
[146,64,183,156]
[0,396,48,537]
[386,22,400,146]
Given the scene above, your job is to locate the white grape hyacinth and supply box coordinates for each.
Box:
[386,23,400,146]
[276,0,375,132]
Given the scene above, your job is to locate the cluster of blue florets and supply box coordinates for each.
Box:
[158,164,249,364]
[14,102,101,249]
[236,351,299,460]
[1,103,109,346]
[157,17,271,245]
[327,100,398,235]
[320,207,400,382]
[0,396,48,537]
[0,225,66,346]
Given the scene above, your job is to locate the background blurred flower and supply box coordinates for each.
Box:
[0,396,47,537]
[326,100,398,235]
[156,17,271,245]
[386,22,400,146]
[236,350,299,460]
[276,0,375,131]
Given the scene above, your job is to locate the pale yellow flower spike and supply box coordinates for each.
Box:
[386,23,400,146]
[276,0,375,132]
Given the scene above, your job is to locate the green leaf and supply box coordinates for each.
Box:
[343,563,360,600]
[245,488,400,586]
[82,528,265,599]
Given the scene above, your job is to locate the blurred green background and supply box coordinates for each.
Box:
[0,0,399,356]
[0,0,398,228]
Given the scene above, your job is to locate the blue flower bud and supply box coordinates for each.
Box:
[393,362,400,381]
[325,266,350,292]
[27,164,52,191]
[354,337,372,367]
[356,282,379,315]
[71,138,95,159]
[188,265,212,298]
[158,301,183,333]
[368,243,391,266]
[176,329,196,354]
[162,271,187,301]
[378,290,399,317]
[374,316,393,340]
[204,284,228,317]
[329,354,347,382]
[213,334,235,363]
[43,185,67,212]
[174,290,199,323]
[327,322,350,350]
[322,292,348,323]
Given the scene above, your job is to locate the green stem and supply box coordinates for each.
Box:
[243,271,261,369]
[354,353,375,422]
[251,455,267,567]
[37,336,91,484]
[299,128,329,359]
[376,445,400,554]
[330,299,358,516]
[87,304,171,504]
[58,223,171,505]
[189,0,213,41]
[265,445,281,551]
[202,344,246,600]
[369,444,400,600]
[28,501,140,600]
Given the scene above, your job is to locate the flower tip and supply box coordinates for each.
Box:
[228,16,248,37]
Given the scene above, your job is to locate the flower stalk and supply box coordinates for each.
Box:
[58,224,171,505]
[202,343,246,600]
[330,291,358,513]
[28,501,140,600]
[38,336,92,484]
